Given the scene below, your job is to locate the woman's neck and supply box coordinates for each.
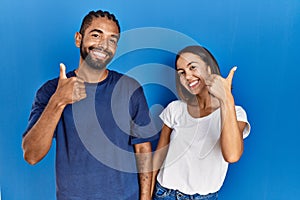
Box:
[187,92,220,118]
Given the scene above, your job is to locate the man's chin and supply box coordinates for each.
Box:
[89,63,107,70]
[85,58,110,70]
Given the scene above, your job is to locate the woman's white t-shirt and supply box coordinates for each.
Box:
[157,100,251,195]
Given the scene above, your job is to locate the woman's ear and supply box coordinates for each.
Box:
[75,32,82,48]
[207,65,212,75]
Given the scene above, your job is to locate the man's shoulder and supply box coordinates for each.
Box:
[30,78,57,104]
[37,77,58,93]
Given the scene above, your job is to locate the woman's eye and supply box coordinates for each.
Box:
[190,65,196,70]
[178,71,185,76]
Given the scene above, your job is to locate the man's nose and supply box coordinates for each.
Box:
[98,38,108,49]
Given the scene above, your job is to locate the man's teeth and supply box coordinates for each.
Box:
[93,51,106,58]
[189,80,199,87]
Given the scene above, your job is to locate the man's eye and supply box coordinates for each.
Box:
[109,39,117,44]
[92,34,99,38]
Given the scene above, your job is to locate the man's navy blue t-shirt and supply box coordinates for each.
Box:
[24,70,158,200]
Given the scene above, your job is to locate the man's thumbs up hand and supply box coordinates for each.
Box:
[54,63,86,108]
[59,63,67,79]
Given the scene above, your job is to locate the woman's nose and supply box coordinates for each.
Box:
[184,70,193,80]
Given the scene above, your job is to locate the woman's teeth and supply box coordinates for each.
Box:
[189,80,199,87]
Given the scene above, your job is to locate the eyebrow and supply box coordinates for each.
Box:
[176,61,198,71]
[187,61,198,66]
[88,29,120,40]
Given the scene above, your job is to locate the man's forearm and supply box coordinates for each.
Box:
[135,142,153,200]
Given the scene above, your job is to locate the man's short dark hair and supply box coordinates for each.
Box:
[79,10,120,35]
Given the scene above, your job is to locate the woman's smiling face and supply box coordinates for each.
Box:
[176,52,210,95]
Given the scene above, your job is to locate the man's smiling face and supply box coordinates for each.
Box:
[78,17,120,70]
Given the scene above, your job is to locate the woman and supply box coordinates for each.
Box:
[152,46,250,199]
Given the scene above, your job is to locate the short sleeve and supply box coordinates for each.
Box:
[129,83,159,144]
[235,106,251,139]
[23,79,58,137]
[159,101,176,129]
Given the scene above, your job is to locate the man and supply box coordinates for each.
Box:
[22,10,157,200]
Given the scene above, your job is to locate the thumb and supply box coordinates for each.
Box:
[59,63,67,79]
[226,66,237,84]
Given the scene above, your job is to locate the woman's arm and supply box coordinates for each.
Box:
[219,94,246,163]
[151,124,172,196]
[206,67,247,163]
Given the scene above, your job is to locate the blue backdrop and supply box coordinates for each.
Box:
[1,0,299,199]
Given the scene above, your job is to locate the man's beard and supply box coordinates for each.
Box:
[80,44,114,70]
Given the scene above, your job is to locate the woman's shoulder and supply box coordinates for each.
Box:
[160,100,187,126]
[234,105,247,114]
[166,100,186,109]
[168,99,186,106]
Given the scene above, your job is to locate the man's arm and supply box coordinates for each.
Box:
[22,63,86,165]
[134,141,153,200]
[22,94,65,165]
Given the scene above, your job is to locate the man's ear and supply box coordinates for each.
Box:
[75,32,82,48]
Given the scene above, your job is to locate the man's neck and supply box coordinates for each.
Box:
[75,63,109,83]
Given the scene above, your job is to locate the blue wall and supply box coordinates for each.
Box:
[1,0,299,199]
